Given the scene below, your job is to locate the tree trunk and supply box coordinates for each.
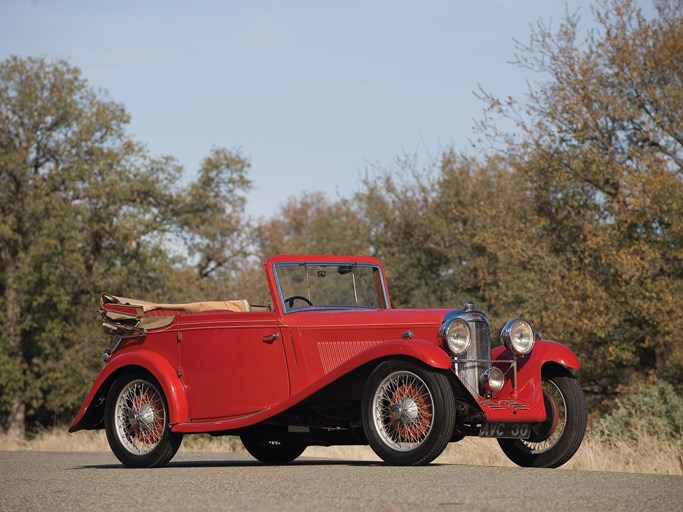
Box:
[3,251,26,440]
[7,400,25,441]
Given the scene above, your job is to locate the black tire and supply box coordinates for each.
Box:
[361,360,456,465]
[105,372,183,468]
[498,365,587,468]
[240,433,307,464]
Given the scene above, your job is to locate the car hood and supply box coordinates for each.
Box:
[282,307,452,338]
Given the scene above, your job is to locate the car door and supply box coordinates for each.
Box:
[178,312,290,421]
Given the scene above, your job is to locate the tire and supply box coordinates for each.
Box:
[240,433,307,464]
[361,360,456,465]
[498,366,587,468]
[105,373,183,468]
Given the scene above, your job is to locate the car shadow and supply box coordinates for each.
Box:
[77,458,450,470]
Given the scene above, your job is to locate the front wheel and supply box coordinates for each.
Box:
[498,366,587,468]
[361,360,456,465]
[240,433,307,464]
[105,373,182,468]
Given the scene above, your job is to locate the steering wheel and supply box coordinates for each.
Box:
[284,295,313,308]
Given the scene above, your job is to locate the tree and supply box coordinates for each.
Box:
[0,56,251,438]
[173,147,251,280]
[355,156,448,308]
[255,191,371,257]
[355,152,557,318]
[478,0,683,396]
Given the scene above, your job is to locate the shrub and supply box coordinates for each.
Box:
[596,381,683,441]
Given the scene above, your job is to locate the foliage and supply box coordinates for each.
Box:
[0,56,250,437]
[355,153,560,318]
[595,381,683,441]
[473,0,683,397]
[255,191,371,257]
[173,147,252,279]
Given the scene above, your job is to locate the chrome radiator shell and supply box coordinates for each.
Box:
[441,308,492,397]
[453,318,492,397]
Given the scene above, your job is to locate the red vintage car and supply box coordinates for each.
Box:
[70,254,587,468]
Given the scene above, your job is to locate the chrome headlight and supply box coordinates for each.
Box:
[440,319,471,355]
[480,367,505,393]
[500,318,535,356]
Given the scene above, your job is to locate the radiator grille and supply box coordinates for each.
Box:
[453,320,491,396]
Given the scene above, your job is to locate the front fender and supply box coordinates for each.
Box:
[68,350,190,432]
[339,337,452,372]
[493,338,580,376]
[491,339,580,411]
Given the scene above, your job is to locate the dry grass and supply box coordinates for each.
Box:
[1,428,681,475]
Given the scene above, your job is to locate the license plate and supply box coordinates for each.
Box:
[479,422,532,439]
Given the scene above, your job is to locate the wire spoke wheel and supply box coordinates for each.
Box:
[114,379,166,455]
[362,360,455,465]
[497,366,587,468]
[105,373,182,468]
[373,371,435,451]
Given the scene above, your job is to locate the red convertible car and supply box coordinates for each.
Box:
[70,254,587,468]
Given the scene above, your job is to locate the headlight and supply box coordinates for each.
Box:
[440,319,471,355]
[500,318,535,356]
[480,367,505,393]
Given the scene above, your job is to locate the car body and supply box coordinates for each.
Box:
[70,254,587,467]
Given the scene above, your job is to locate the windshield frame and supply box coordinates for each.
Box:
[273,261,389,314]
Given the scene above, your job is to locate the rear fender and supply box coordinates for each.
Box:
[68,350,189,432]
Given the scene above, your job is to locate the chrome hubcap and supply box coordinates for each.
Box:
[128,404,156,431]
[390,398,419,422]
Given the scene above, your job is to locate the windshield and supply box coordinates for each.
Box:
[275,263,387,312]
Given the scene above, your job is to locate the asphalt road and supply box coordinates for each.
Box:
[0,451,681,512]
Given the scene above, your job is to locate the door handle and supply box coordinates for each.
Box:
[262,332,279,343]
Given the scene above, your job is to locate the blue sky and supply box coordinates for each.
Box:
[1,0,603,219]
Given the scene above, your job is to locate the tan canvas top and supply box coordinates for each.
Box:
[101,293,251,313]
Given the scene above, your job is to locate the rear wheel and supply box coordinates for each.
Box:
[498,366,587,468]
[105,373,182,468]
[361,360,456,465]
[240,433,306,464]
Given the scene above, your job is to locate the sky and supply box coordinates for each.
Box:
[1,0,604,220]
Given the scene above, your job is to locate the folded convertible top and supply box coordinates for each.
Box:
[100,292,251,336]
